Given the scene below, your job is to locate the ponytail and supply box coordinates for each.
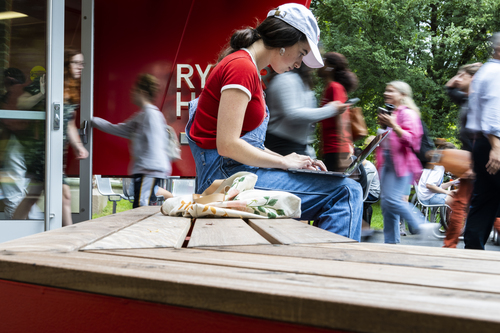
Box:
[217,16,306,62]
[218,28,261,62]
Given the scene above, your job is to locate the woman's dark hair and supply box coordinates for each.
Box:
[3,68,26,86]
[218,16,307,62]
[136,73,160,101]
[322,52,358,93]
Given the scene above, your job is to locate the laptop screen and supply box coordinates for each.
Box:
[344,131,390,175]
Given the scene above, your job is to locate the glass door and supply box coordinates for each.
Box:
[0,0,64,243]
[65,0,93,223]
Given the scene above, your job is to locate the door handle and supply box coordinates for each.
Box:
[53,103,61,130]
[79,120,88,144]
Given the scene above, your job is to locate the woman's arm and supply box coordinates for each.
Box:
[271,74,339,123]
[92,115,137,139]
[17,92,44,110]
[216,89,315,170]
[425,183,450,195]
[440,179,458,190]
[67,117,89,160]
[380,109,419,147]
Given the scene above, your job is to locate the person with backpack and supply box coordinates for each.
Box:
[377,81,433,244]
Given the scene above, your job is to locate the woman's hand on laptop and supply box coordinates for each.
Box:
[282,153,315,170]
[311,159,327,171]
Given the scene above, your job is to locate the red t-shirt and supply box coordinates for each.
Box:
[190,50,266,149]
[320,81,353,154]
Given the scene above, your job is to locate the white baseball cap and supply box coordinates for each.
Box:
[267,3,323,68]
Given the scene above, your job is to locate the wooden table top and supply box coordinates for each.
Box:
[1,206,499,333]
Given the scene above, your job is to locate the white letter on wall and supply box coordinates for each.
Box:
[195,64,212,89]
[177,64,194,89]
[176,91,196,117]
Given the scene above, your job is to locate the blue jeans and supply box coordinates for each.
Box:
[420,193,446,206]
[186,99,363,240]
[380,150,425,243]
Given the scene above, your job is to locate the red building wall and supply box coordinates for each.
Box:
[86,0,310,177]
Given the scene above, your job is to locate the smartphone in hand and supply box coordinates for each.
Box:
[346,98,360,105]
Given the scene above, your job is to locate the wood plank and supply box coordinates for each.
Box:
[81,214,191,250]
[247,219,355,244]
[298,242,500,261]
[199,245,500,275]
[0,250,499,333]
[187,219,270,247]
[0,206,159,253]
[90,247,500,294]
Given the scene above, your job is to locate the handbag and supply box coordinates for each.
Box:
[350,107,368,141]
[166,125,181,162]
[161,172,301,218]
[427,149,472,178]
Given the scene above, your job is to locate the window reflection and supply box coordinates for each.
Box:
[0,1,47,220]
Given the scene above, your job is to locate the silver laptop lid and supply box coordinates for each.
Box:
[343,131,390,176]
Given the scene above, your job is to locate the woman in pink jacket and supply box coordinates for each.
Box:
[377,81,428,243]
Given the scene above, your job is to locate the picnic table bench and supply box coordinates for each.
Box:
[1,206,499,332]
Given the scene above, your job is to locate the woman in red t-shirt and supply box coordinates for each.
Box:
[318,52,359,172]
[187,4,363,240]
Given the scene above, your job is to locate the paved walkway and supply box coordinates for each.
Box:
[364,227,500,251]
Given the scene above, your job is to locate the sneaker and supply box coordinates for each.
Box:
[417,223,437,239]
[400,223,407,236]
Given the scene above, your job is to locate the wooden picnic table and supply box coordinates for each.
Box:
[1,206,499,332]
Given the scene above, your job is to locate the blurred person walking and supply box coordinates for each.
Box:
[61,49,89,225]
[0,68,44,219]
[317,52,368,197]
[318,52,358,172]
[92,74,172,208]
[12,51,90,222]
[377,81,429,244]
[265,64,341,157]
[443,62,482,248]
[463,32,500,250]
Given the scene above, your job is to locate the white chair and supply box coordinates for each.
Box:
[363,170,379,203]
[121,177,134,203]
[120,177,167,206]
[95,175,127,214]
[412,181,450,238]
[362,170,379,227]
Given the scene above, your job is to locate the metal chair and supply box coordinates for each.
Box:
[363,170,379,227]
[412,181,450,238]
[122,177,134,203]
[363,170,379,203]
[95,175,127,214]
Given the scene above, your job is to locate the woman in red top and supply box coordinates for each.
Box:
[187,4,363,240]
[319,52,358,172]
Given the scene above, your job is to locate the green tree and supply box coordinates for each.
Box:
[312,0,500,145]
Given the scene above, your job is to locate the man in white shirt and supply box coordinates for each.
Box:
[464,32,500,250]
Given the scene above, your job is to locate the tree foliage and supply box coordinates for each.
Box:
[311,0,500,145]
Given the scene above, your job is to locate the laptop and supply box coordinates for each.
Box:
[287,130,389,177]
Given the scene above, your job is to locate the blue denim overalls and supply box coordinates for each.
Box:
[186,98,363,240]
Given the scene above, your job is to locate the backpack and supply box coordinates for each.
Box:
[166,124,181,162]
[413,119,435,167]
